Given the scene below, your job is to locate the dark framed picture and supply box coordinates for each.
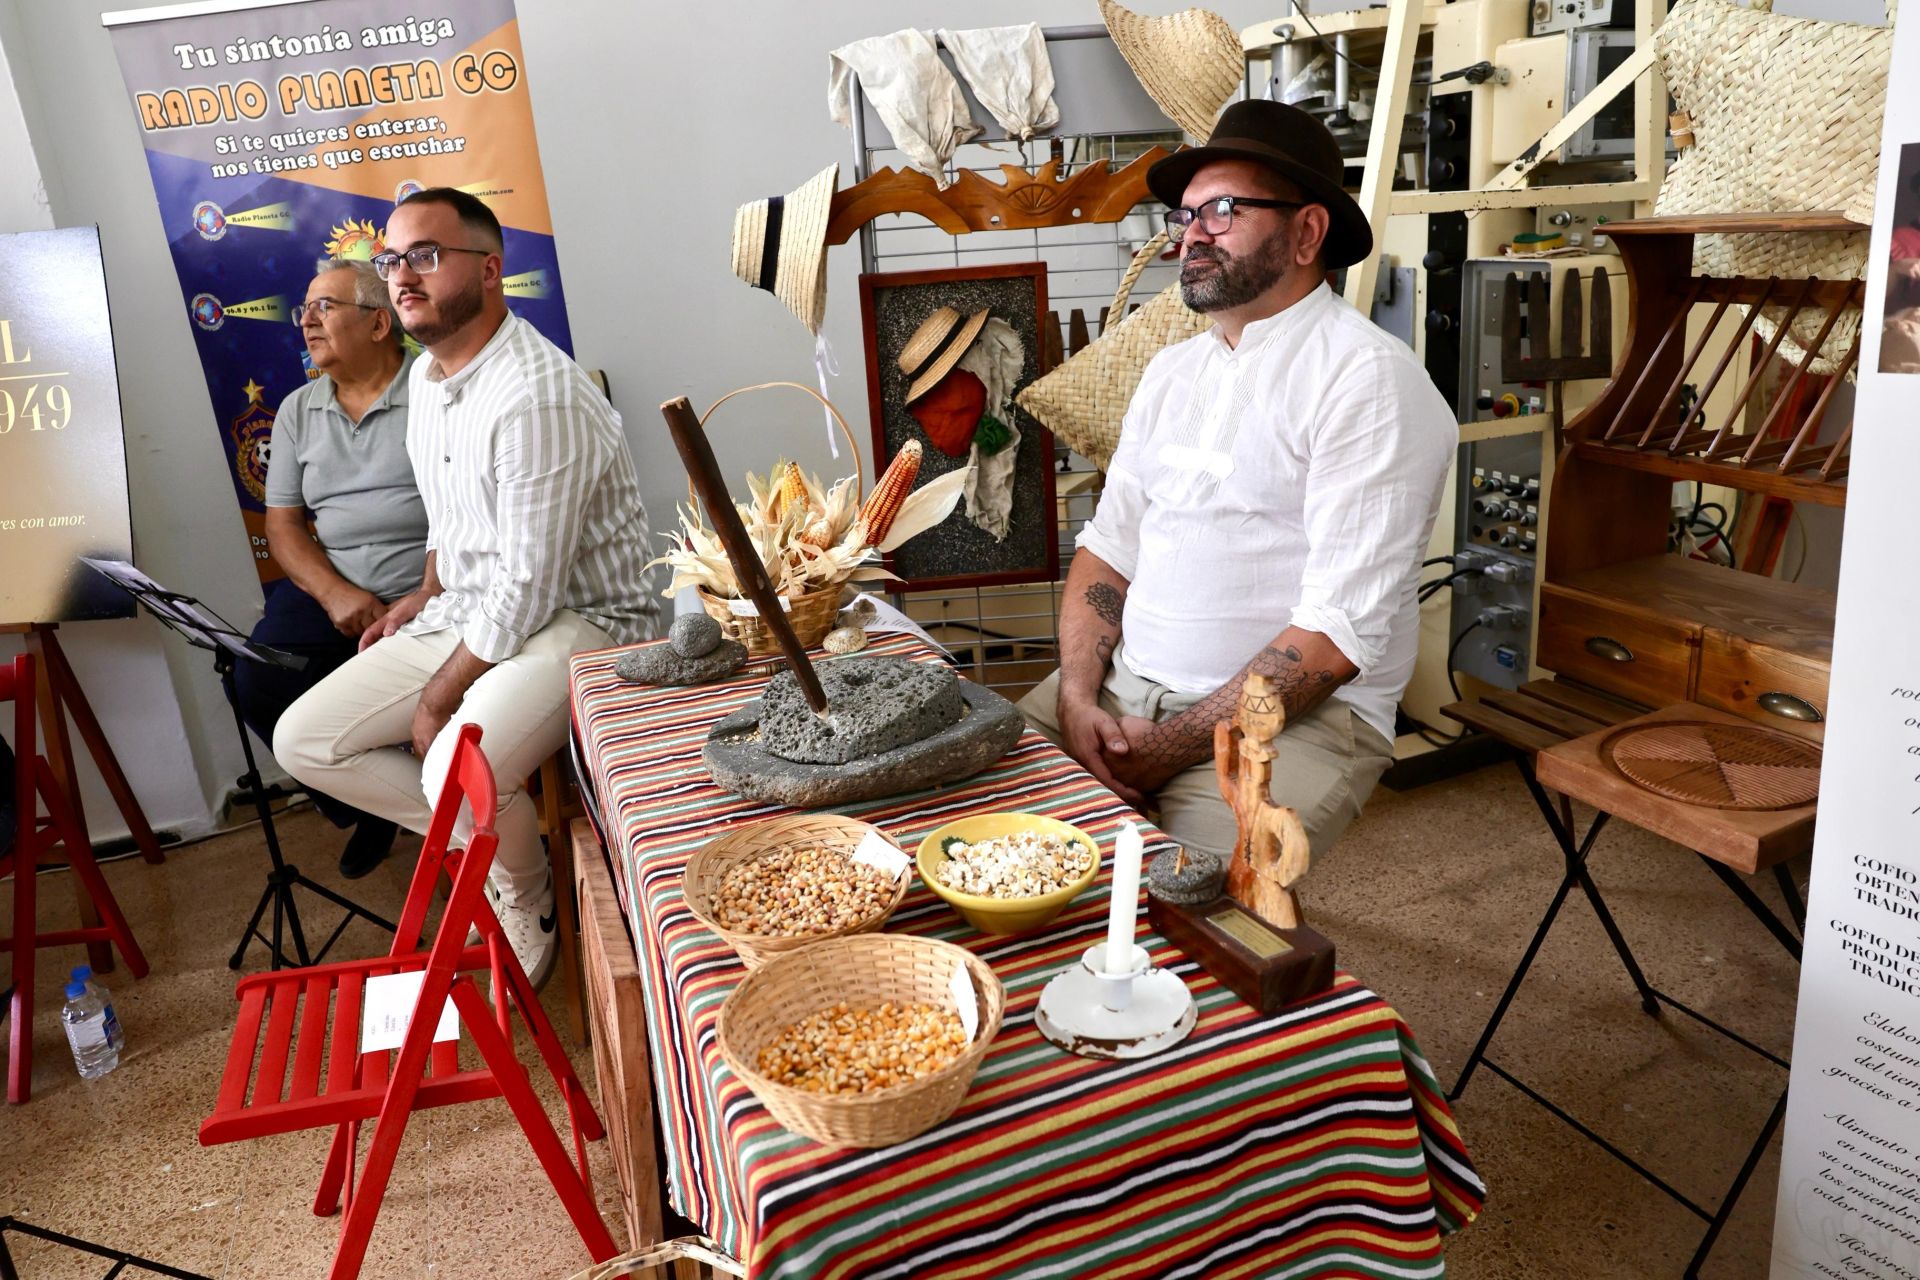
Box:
[859,262,1058,592]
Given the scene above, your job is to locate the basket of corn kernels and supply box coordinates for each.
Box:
[683,814,913,969]
[717,933,1005,1147]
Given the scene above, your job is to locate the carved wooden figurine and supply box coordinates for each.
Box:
[1215,673,1312,929]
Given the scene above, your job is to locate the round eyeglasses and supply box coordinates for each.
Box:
[291,298,380,326]
[369,243,491,281]
[1163,195,1307,244]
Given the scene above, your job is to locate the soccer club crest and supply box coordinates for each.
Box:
[230,378,275,505]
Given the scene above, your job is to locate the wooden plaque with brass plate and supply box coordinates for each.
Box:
[1144,674,1338,1014]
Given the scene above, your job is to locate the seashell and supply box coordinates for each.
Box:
[821,625,868,655]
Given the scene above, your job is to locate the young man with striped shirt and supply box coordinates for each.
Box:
[275,187,659,985]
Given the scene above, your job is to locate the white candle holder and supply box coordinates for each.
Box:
[1036,942,1197,1060]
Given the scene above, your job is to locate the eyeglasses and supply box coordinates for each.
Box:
[291,298,380,326]
[1163,195,1307,244]
[369,243,491,281]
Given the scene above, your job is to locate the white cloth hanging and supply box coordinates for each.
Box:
[936,24,1060,141]
[955,318,1026,541]
[829,29,982,188]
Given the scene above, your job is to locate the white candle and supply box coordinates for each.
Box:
[1104,822,1143,974]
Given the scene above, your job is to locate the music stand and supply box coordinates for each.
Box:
[82,558,394,970]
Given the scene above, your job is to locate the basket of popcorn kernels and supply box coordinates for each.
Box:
[717,933,1005,1147]
[683,815,912,969]
[915,813,1102,935]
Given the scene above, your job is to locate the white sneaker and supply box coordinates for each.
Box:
[467,877,556,990]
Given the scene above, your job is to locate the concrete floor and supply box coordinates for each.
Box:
[0,760,1804,1278]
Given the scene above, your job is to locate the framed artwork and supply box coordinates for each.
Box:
[858,262,1058,592]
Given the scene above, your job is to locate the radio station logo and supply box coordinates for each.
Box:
[190,293,226,331]
[324,217,387,263]
[230,378,274,505]
[192,200,228,241]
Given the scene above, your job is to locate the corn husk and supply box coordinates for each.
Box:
[647,459,970,600]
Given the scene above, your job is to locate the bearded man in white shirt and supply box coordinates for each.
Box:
[275,187,659,984]
[1020,101,1457,861]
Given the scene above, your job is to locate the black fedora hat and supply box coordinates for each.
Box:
[1147,100,1373,270]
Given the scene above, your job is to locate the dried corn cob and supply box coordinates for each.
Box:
[772,461,809,520]
[799,515,836,548]
[855,440,922,548]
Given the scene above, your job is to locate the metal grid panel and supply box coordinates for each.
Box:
[857,129,1181,701]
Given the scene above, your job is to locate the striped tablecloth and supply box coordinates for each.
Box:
[570,635,1485,1279]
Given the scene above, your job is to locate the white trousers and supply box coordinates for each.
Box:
[273,610,612,908]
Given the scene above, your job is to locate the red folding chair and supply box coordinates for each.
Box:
[3,651,148,1103]
[200,723,618,1279]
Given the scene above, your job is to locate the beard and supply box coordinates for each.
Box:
[1179,224,1294,313]
[398,274,485,345]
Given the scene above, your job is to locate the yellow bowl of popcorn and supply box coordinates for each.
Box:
[915,813,1102,935]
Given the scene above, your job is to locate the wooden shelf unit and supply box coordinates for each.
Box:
[1540,214,1859,738]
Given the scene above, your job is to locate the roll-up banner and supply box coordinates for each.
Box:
[103,0,572,586]
[1771,13,1920,1279]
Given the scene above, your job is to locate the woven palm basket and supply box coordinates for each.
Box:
[718,934,1005,1148]
[683,815,911,970]
[687,381,864,656]
[1015,233,1212,470]
[1654,0,1891,374]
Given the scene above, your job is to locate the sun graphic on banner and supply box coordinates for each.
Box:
[324,218,386,262]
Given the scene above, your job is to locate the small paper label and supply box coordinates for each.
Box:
[850,829,910,882]
[949,961,979,1040]
[360,971,460,1054]
[724,596,793,618]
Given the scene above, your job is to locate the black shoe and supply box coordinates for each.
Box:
[338,817,399,879]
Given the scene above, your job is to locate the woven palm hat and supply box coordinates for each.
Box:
[1099,0,1245,141]
[1147,99,1373,269]
[732,163,838,335]
[898,305,990,404]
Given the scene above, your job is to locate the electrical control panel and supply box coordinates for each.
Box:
[1530,0,1634,37]
[1451,435,1541,690]
[1449,259,1554,691]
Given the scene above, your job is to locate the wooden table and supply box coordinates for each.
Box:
[1444,679,1807,1279]
[568,633,1486,1280]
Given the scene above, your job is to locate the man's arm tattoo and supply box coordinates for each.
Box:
[1095,634,1115,666]
[1133,643,1342,773]
[1084,582,1124,627]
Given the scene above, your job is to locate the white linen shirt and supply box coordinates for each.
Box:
[1076,282,1456,741]
[402,311,659,663]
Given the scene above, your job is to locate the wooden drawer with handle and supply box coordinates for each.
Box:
[1696,631,1829,742]
[1538,586,1696,707]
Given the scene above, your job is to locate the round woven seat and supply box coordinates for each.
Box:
[1601,721,1822,811]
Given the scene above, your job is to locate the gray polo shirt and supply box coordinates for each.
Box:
[264,353,430,601]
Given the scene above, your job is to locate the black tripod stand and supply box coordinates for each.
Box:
[83,558,395,969]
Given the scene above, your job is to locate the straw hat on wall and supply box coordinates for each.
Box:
[1098,0,1245,141]
[731,163,838,334]
[898,306,990,404]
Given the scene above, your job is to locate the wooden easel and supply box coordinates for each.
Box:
[3,621,164,973]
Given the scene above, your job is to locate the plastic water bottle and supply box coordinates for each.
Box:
[69,966,125,1056]
[62,980,122,1080]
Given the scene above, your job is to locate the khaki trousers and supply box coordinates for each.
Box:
[273,610,613,908]
[1018,653,1395,862]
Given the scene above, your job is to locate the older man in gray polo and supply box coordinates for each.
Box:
[238,256,428,879]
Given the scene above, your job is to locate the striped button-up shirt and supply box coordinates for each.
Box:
[402,311,659,663]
